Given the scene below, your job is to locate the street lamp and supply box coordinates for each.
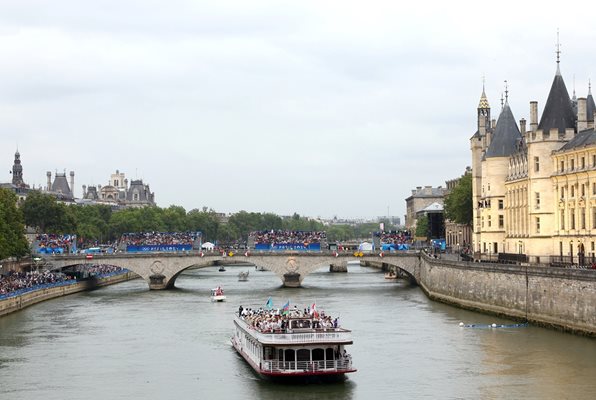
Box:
[457,242,460,261]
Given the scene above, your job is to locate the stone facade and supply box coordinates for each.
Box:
[405,185,445,230]
[82,170,155,208]
[471,54,596,265]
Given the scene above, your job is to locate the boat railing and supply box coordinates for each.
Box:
[261,358,353,373]
[235,317,352,344]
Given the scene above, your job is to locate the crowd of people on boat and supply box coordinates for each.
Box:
[374,230,412,245]
[35,233,77,253]
[0,270,71,296]
[118,231,201,247]
[238,305,340,333]
[251,230,327,246]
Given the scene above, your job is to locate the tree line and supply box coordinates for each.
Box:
[0,189,400,259]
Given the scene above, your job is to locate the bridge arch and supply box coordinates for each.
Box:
[43,251,421,290]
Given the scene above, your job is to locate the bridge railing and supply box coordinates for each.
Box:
[236,317,352,344]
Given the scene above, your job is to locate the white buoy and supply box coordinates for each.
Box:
[459,322,464,327]
[491,323,497,328]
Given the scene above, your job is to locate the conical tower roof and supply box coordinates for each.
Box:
[485,103,521,158]
[538,68,576,134]
[478,88,490,109]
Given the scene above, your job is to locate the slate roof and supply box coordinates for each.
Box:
[587,90,595,122]
[558,128,596,151]
[51,173,72,198]
[485,103,521,158]
[538,68,576,134]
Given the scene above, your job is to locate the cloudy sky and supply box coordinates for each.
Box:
[2,1,596,220]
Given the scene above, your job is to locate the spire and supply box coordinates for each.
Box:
[556,29,562,76]
[504,80,509,104]
[587,79,596,123]
[500,92,504,108]
[538,52,575,134]
[478,76,490,109]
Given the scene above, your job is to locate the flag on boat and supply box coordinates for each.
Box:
[310,302,319,318]
[266,297,273,309]
[282,300,290,315]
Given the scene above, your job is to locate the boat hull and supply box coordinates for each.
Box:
[231,336,356,383]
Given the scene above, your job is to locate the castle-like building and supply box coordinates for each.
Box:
[471,53,596,265]
[82,170,155,208]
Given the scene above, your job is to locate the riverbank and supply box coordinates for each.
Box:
[0,271,138,317]
[364,254,596,337]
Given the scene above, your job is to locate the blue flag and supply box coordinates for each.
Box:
[282,300,290,314]
[266,297,273,309]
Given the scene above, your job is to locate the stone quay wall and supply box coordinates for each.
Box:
[366,254,596,336]
[0,272,137,317]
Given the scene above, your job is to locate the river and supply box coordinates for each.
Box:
[1,264,595,399]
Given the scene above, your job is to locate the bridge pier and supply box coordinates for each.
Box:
[282,272,301,288]
[149,273,167,290]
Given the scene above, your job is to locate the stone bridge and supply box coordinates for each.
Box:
[45,251,421,289]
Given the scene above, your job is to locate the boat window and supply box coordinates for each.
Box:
[312,348,325,361]
[284,349,295,362]
[326,348,335,360]
[297,349,310,362]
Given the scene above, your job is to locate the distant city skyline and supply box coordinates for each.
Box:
[2,1,595,219]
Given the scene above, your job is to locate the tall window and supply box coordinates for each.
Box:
[535,192,540,209]
[581,157,585,169]
[560,160,565,172]
[498,215,504,229]
[593,154,596,168]
[582,184,585,197]
[581,208,586,230]
[534,156,540,172]
[536,217,541,234]
[571,185,575,198]
[488,215,492,227]
[570,209,576,230]
[561,211,565,230]
[498,199,504,210]
[571,159,575,170]
[593,208,596,229]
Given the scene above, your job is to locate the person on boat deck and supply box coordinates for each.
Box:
[238,305,243,317]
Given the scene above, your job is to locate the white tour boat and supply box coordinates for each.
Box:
[211,287,226,302]
[231,309,356,382]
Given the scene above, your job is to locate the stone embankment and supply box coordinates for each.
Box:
[0,272,137,317]
[365,253,596,337]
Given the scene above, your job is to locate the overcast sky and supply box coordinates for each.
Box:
[2,1,596,220]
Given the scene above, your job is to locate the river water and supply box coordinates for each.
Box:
[1,264,595,400]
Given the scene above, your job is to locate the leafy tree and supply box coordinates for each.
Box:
[0,189,29,259]
[163,205,187,232]
[444,173,472,226]
[326,225,354,242]
[216,223,239,245]
[22,191,75,233]
[187,208,220,242]
[415,215,429,238]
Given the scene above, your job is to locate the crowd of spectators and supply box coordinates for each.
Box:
[238,305,340,333]
[118,231,201,247]
[0,270,72,296]
[35,234,76,253]
[251,230,327,246]
[85,264,124,276]
[374,230,412,245]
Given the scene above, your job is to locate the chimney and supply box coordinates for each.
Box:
[520,118,526,135]
[70,171,75,197]
[578,97,588,131]
[82,185,87,197]
[46,171,51,191]
[530,101,538,132]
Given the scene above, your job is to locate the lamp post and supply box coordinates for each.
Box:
[457,242,460,261]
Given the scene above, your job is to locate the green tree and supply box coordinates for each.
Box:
[163,205,187,232]
[22,191,75,233]
[187,208,220,242]
[0,189,29,259]
[415,215,429,238]
[444,173,473,226]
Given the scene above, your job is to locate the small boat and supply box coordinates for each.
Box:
[238,271,249,281]
[384,271,397,280]
[255,266,266,271]
[231,306,356,382]
[211,287,226,302]
[219,266,226,272]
